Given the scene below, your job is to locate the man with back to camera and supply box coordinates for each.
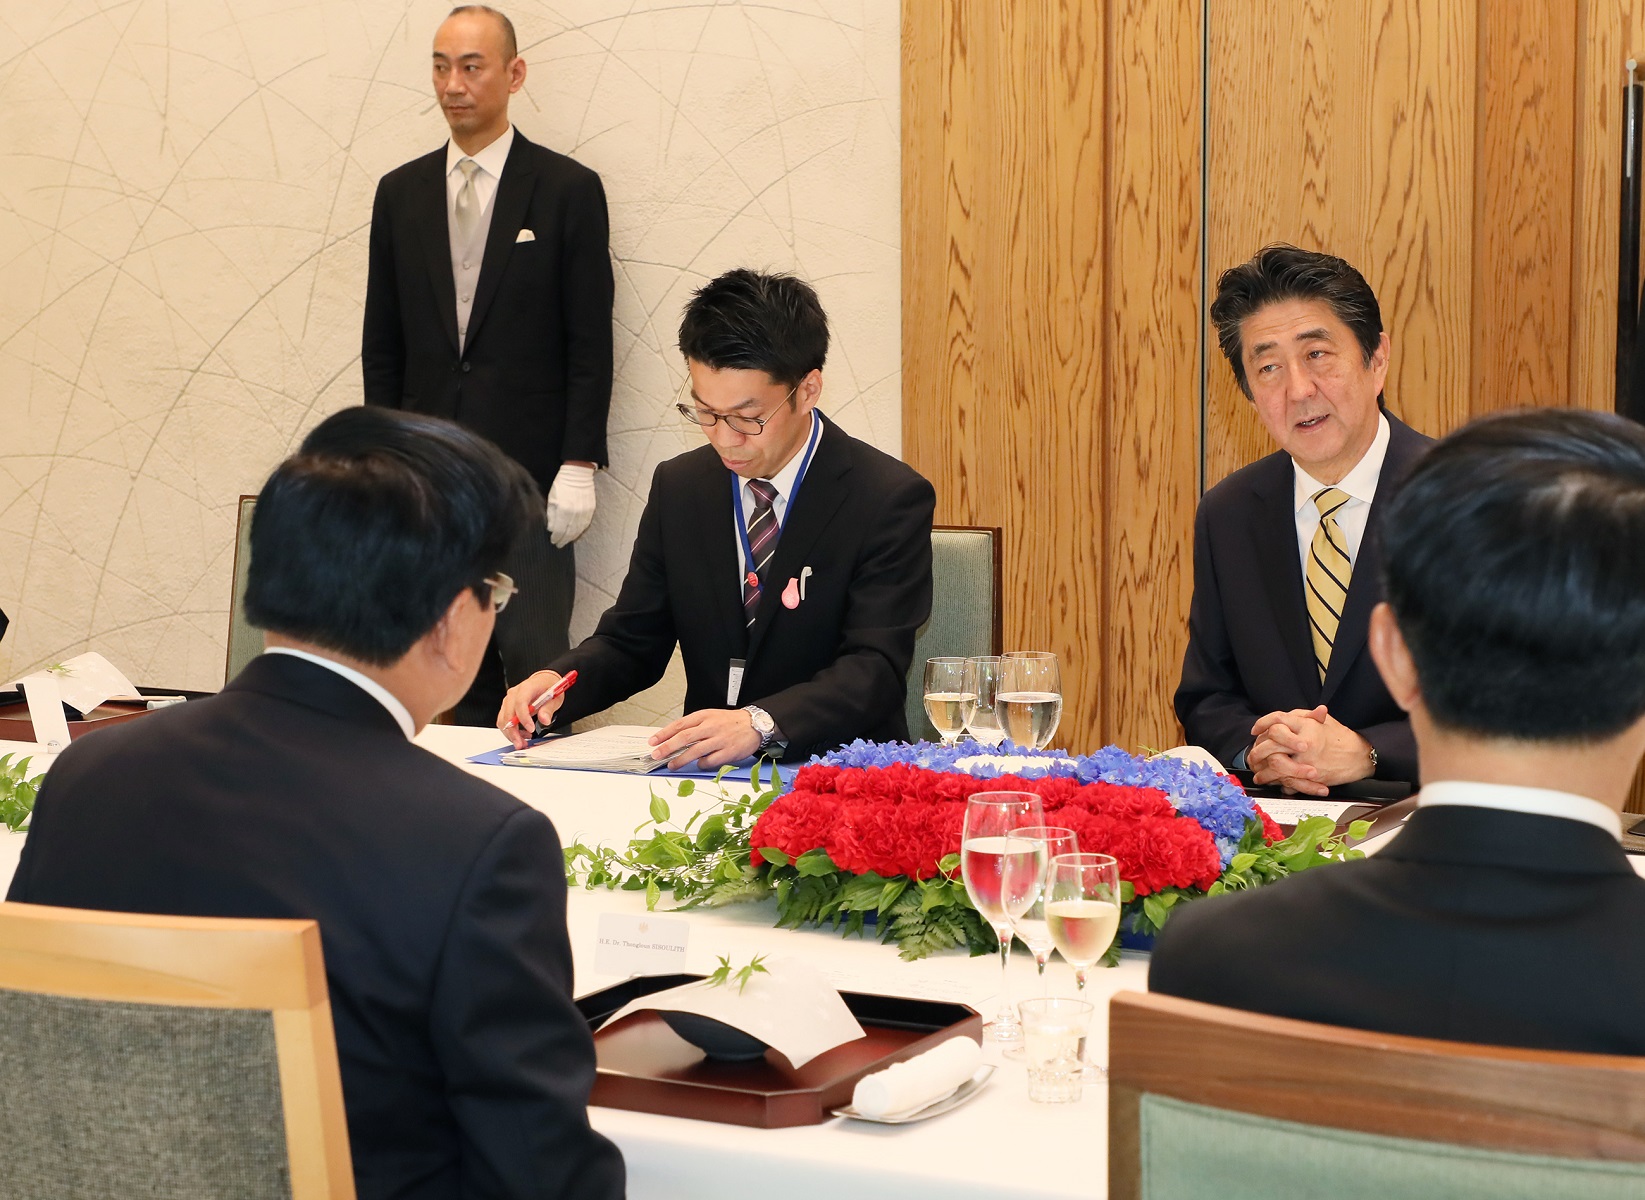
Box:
[1152,408,1645,1055]
[363,4,614,725]
[497,267,937,768]
[1175,244,1434,795]
[8,407,625,1199]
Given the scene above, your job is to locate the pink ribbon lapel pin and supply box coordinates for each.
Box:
[781,576,801,609]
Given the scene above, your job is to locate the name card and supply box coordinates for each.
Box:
[594,912,689,977]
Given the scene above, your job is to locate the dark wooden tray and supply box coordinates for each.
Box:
[0,688,208,744]
[576,973,981,1128]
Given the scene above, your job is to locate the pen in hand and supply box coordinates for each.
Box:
[504,670,578,737]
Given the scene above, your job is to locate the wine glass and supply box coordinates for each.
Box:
[961,792,1045,1044]
[923,657,972,746]
[961,656,1006,747]
[998,651,1063,749]
[1001,825,1078,1061]
[1046,852,1121,1079]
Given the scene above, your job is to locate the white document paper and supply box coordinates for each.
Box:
[502,725,667,773]
[1256,797,1365,825]
[47,652,141,715]
[19,672,71,754]
[593,913,690,977]
[602,955,866,1069]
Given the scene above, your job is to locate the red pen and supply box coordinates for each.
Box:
[505,670,578,733]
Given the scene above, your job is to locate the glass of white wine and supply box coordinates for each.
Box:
[961,656,1006,746]
[1046,851,1121,1078]
[961,792,1046,1045]
[922,657,972,746]
[998,651,1063,749]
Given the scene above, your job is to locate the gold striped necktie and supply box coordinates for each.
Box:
[1305,486,1351,683]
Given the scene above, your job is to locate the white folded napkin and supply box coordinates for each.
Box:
[850,1035,981,1118]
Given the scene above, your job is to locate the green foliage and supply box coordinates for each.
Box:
[706,953,769,993]
[0,754,38,834]
[1207,815,1369,898]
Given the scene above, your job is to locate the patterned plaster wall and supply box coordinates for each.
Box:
[0,1,901,720]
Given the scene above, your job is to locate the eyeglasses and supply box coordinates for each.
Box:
[480,572,517,613]
[674,380,798,436]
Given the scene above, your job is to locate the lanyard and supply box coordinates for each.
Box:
[732,410,823,590]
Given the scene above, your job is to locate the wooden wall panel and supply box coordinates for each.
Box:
[903,1,1109,752]
[1472,3,1577,415]
[1204,0,1475,487]
[1105,0,1203,753]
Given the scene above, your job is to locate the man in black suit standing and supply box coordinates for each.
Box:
[9,407,625,1199]
[1152,409,1645,1056]
[1175,245,1432,793]
[497,268,936,767]
[363,5,613,724]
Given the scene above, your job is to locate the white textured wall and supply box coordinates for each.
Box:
[0,0,901,720]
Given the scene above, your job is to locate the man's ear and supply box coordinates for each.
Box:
[424,589,472,672]
[795,368,822,412]
[1368,602,1420,714]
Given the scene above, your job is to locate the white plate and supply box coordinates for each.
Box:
[830,1065,995,1124]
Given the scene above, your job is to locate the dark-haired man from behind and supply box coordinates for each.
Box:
[9,407,625,1199]
[499,268,935,767]
[1176,244,1433,795]
[1152,409,1645,1055]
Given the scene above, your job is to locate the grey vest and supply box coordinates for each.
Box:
[449,175,498,353]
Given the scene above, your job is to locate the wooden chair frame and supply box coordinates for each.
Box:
[226,493,262,686]
[1109,989,1645,1200]
[0,901,354,1199]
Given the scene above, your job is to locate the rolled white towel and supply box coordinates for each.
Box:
[851,1035,982,1118]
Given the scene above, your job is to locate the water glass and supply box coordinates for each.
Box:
[997,652,1063,749]
[961,656,1006,746]
[961,792,1045,1044]
[923,657,971,746]
[1019,996,1094,1103]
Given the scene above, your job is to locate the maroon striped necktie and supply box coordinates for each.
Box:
[743,478,779,626]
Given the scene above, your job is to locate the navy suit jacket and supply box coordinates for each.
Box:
[362,132,614,487]
[549,413,936,759]
[1174,412,1432,782]
[9,654,625,1200]
[1150,803,1645,1056]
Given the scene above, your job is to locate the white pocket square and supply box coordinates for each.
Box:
[515,229,536,243]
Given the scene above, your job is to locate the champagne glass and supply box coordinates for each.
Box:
[961,656,1006,747]
[961,792,1045,1044]
[998,651,1063,750]
[1001,825,1078,1061]
[923,657,972,746]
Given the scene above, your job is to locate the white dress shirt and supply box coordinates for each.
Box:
[1291,411,1391,571]
[263,648,415,740]
[1418,779,1623,841]
[445,124,514,217]
[732,410,822,581]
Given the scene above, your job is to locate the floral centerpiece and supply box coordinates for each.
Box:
[563,740,1367,961]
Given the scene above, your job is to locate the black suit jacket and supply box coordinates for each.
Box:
[1149,804,1645,1056]
[1174,412,1433,781]
[8,654,624,1200]
[362,132,614,486]
[549,414,936,759]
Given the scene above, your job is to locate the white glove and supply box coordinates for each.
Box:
[545,463,598,547]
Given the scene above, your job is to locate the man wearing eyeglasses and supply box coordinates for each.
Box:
[12,406,625,1200]
[498,268,936,766]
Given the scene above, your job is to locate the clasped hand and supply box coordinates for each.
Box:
[1248,705,1374,796]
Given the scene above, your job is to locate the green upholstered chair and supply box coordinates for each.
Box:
[1109,990,1645,1200]
[0,901,355,1199]
[905,526,1001,742]
[226,494,262,685]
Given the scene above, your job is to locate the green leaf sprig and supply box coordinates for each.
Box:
[705,953,770,993]
[0,754,40,834]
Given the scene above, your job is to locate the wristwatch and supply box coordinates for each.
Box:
[1366,744,1379,777]
[743,704,779,750]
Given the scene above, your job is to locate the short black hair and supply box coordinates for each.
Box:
[244,406,535,666]
[677,268,829,387]
[446,5,518,60]
[1210,244,1383,400]
[1380,408,1645,741]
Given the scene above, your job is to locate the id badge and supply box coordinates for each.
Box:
[727,658,746,707]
